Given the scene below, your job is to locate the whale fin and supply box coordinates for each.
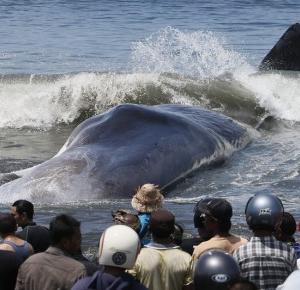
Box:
[259,23,300,71]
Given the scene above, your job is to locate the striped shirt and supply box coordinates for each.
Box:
[233,236,297,290]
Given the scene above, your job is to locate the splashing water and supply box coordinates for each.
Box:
[131,27,249,78]
[1,27,300,130]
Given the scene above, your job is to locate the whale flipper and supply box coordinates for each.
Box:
[259,23,300,71]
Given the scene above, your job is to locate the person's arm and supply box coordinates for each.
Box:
[290,248,298,270]
[182,256,195,290]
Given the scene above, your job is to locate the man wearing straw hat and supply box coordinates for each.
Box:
[131,184,164,244]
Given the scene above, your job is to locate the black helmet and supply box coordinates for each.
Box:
[245,193,283,230]
[194,250,240,290]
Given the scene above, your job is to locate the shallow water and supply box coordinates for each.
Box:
[0,0,300,252]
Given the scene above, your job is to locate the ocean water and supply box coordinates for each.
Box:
[0,0,300,252]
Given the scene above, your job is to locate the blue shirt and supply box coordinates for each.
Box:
[292,242,300,259]
[137,213,151,245]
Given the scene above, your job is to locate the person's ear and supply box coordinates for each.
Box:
[21,212,28,220]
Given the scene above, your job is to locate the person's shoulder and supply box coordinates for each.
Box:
[19,251,46,267]
[25,224,50,233]
[232,241,248,256]
[0,243,14,252]
[123,272,148,290]
[228,234,247,243]
[192,241,211,258]
[71,276,93,290]
[139,246,158,256]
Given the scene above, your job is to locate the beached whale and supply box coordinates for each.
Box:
[0,104,251,202]
[259,23,300,71]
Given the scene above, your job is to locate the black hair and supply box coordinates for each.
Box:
[12,200,34,219]
[150,209,175,239]
[248,224,275,232]
[280,212,297,236]
[49,214,80,245]
[230,279,258,290]
[218,220,232,233]
[0,213,17,235]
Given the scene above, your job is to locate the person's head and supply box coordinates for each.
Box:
[0,213,17,238]
[245,193,283,234]
[131,183,164,213]
[112,209,141,233]
[193,198,233,240]
[98,224,140,270]
[49,214,81,254]
[150,209,175,241]
[275,212,297,242]
[194,250,240,290]
[11,200,34,227]
[229,279,258,290]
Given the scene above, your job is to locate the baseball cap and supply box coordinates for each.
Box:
[195,198,233,222]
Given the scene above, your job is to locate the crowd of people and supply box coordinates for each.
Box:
[0,183,299,290]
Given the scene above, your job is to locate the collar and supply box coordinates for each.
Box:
[250,236,276,242]
[22,221,37,229]
[144,242,180,250]
[46,246,71,257]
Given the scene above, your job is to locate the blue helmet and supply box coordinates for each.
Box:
[245,193,283,230]
[194,250,240,290]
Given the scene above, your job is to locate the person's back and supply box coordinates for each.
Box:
[275,212,300,264]
[16,247,87,290]
[0,212,33,264]
[233,193,297,290]
[15,214,87,290]
[72,270,146,290]
[129,209,193,290]
[131,243,192,290]
[71,225,147,290]
[0,250,21,290]
[193,234,247,257]
[192,198,247,259]
[234,236,296,289]
[0,239,32,264]
[16,224,50,253]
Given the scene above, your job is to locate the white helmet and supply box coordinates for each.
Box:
[98,224,140,269]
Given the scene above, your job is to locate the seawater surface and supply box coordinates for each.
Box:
[1,0,300,252]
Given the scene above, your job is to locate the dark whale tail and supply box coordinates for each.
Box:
[259,23,300,71]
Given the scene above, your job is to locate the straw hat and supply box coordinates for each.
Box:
[131,183,164,213]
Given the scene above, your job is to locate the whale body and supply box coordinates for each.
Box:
[0,104,251,202]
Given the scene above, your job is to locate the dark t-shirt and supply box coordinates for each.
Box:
[72,252,103,276]
[0,250,21,290]
[16,222,50,253]
[71,271,148,290]
[180,237,202,255]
